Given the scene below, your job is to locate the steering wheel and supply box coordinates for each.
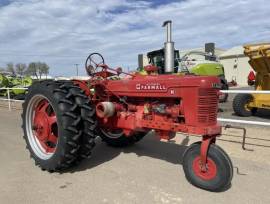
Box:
[85,52,105,76]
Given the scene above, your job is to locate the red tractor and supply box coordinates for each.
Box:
[22,21,233,191]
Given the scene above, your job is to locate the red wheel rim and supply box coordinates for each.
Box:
[33,99,58,154]
[192,156,217,180]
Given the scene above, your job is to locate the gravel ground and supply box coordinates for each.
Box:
[0,108,270,204]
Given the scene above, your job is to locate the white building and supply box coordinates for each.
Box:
[219,46,252,86]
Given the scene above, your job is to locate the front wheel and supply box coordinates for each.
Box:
[182,142,233,192]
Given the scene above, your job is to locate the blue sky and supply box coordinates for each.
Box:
[0,0,269,76]
[0,0,10,6]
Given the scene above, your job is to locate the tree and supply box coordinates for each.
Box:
[15,63,26,76]
[26,62,50,79]
[35,62,42,79]
[26,62,38,79]
[6,63,15,75]
[40,63,49,79]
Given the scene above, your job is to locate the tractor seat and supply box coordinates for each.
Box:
[144,65,158,75]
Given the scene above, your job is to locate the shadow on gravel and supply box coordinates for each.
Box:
[221,132,270,148]
[68,132,188,173]
[63,133,235,192]
[222,133,270,142]
[230,109,270,120]
[219,137,270,149]
[253,109,270,120]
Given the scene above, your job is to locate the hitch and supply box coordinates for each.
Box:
[224,124,249,150]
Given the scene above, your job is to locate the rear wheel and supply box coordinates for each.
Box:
[22,81,84,171]
[59,81,97,160]
[182,142,233,192]
[99,128,147,147]
[233,94,256,117]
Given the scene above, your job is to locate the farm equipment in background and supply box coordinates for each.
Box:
[22,21,233,192]
[9,76,32,99]
[233,43,270,117]
[180,51,229,103]
[0,73,9,88]
[141,46,229,103]
[0,73,32,100]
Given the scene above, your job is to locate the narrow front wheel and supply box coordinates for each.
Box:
[182,142,233,191]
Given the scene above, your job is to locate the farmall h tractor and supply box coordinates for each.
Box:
[22,21,233,191]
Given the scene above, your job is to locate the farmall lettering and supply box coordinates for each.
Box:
[136,83,167,91]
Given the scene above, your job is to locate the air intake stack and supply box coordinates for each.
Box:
[163,20,175,73]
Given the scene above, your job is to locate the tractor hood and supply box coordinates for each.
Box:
[99,74,220,98]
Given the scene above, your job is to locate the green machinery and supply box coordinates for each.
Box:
[0,74,9,87]
[0,73,33,99]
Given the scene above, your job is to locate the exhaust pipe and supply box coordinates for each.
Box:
[162,20,175,73]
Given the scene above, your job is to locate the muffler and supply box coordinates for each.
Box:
[162,20,175,73]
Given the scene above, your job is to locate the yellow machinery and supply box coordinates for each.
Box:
[233,43,270,116]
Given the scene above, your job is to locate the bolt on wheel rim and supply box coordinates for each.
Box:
[192,156,217,180]
[26,95,58,160]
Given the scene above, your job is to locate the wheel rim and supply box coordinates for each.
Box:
[25,95,58,160]
[192,156,217,180]
[244,96,253,112]
[244,104,251,112]
[100,128,124,139]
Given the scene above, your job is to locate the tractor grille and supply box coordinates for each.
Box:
[198,88,218,124]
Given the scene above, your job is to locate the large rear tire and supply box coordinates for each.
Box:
[233,94,256,117]
[182,142,233,192]
[22,81,88,171]
[59,81,97,160]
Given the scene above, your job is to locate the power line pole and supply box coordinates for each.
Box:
[74,64,79,76]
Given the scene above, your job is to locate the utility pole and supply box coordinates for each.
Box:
[74,64,79,76]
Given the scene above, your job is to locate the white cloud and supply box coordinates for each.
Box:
[0,0,269,76]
